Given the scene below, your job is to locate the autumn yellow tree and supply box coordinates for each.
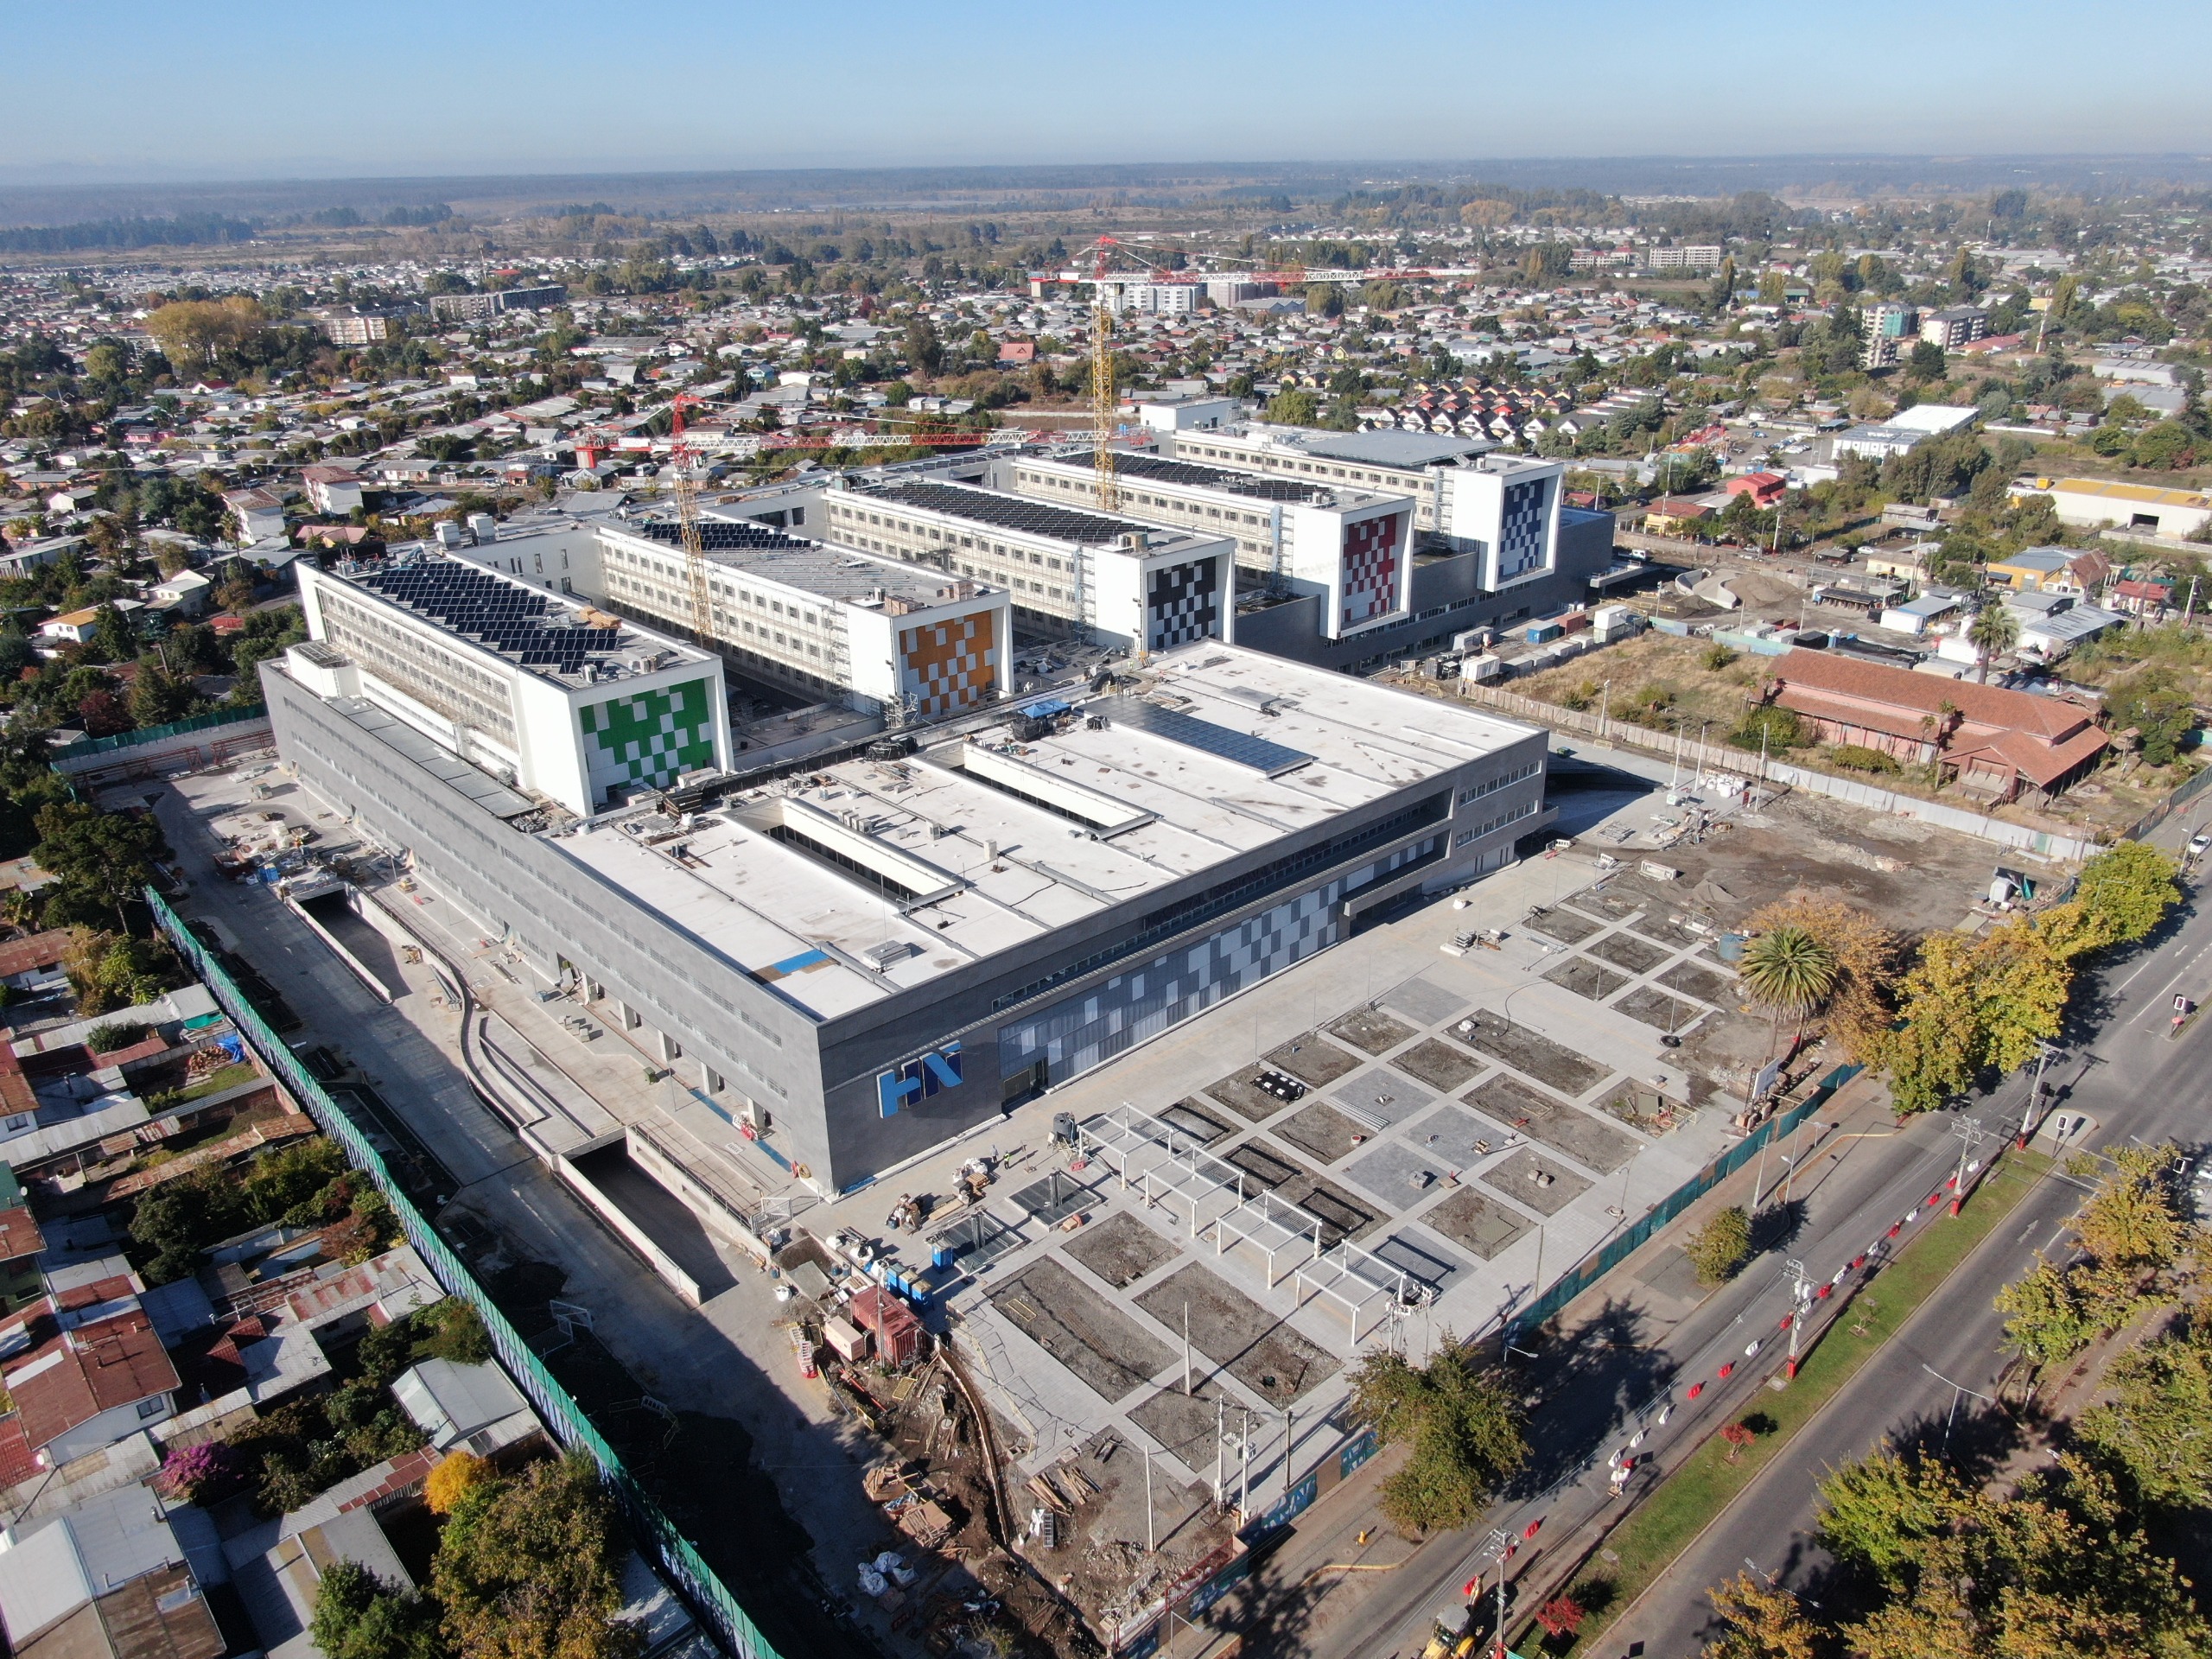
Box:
[146,296,264,372]
[1745,893,1897,1058]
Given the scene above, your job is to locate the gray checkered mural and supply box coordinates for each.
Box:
[1147,556,1220,651]
[997,836,1440,1087]
[1495,477,1552,583]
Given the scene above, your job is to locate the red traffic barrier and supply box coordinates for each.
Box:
[1718,1363,1735,1379]
[1815,1283,1833,1299]
[1887,1224,1902,1238]
[1523,1518,1542,1539]
[1688,1381,1705,1399]
[1463,1575,1480,1598]
[1852,1253,1867,1269]
[1778,1313,1794,1331]
[1927,1191,1944,1207]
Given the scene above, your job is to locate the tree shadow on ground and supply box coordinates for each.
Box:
[1749,1198,1808,1257]
[1503,1296,1677,1499]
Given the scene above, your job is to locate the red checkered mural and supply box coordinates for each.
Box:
[1340,512,1402,628]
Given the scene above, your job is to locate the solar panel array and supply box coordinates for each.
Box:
[637,519,816,554]
[1100,697,1314,777]
[354,562,621,676]
[875,480,1150,544]
[1069,451,1334,505]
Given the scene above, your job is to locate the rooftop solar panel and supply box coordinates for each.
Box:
[352,560,631,675]
[637,520,817,553]
[1066,452,1335,505]
[1099,697,1313,777]
[873,480,1152,543]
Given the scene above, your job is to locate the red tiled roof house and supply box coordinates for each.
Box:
[1760,648,2107,804]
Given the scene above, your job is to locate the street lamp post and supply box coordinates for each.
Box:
[2016,1043,2058,1148]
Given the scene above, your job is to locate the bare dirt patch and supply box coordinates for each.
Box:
[1391,1038,1484,1093]
[1264,1033,1363,1087]
[1204,1063,1295,1122]
[1478,1147,1595,1216]
[1064,1211,1181,1289]
[1543,956,1630,1001]
[1447,1010,1615,1096]
[1224,1137,1315,1192]
[1527,906,1602,944]
[1587,931,1670,975]
[1464,1074,1640,1173]
[1158,1096,1236,1144]
[1135,1262,1340,1406]
[1659,961,1734,1002]
[1329,1007,1420,1056]
[1272,1102,1370,1166]
[1421,1186,1535,1259]
[990,1257,1173,1402]
[1614,985,1700,1034]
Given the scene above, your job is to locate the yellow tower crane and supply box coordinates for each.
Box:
[669,392,715,644]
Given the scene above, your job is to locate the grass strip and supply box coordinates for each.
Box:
[1529,1149,2053,1656]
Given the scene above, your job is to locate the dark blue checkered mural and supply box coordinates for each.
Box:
[1495,477,1553,582]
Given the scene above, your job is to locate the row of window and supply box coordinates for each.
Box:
[1458,760,1540,805]
[1453,798,1539,848]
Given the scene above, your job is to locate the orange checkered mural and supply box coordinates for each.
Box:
[899,610,997,717]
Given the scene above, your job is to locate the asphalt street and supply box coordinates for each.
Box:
[1236,882,2212,1659]
[1606,882,2212,1658]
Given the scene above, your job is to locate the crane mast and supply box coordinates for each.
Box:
[1090,246,1119,513]
[670,394,715,645]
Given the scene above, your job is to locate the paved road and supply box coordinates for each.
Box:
[1608,887,2212,1657]
[1230,883,2212,1659]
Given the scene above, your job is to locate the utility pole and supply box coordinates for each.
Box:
[1948,1116,1987,1216]
[1184,1302,1192,1396]
[1783,1257,1813,1380]
[2018,1043,2058,1147]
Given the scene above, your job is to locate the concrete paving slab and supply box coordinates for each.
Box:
[1341,1139,1454,1206]
[1370,1227,1471,1294]
[1326,1071,1433,1129]
[1377,975,1467,1028]
[1136,1263,1339,1407]
[1396,1103,1505,1169]
[1478,1147,1595,1217]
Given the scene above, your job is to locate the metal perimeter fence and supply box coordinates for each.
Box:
[149,888,785,1659]
[1507,1063,1863,1339]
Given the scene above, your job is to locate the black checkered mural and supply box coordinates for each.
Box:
[1147,556,1220,651]
[997,836,1440,1088]
[1496,477,1553,583]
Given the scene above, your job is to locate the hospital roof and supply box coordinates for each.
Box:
[601,522,998,610]
[550,642,1537,1021]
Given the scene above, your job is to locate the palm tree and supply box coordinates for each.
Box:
[1739,925,1840,1052]
[1968,601,2020,683]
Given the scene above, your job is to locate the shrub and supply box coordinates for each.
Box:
[154,1440,238,1503]
[1559,678,1600,713]
[1687,1205,1753,1286]
[427,1449,490,1516]
[1729,705,1803,753]
[85,1020,151,1053]
[1701,642,1738,671]
[1829,743,1899,773]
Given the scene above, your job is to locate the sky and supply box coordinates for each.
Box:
[5,0,2209,182]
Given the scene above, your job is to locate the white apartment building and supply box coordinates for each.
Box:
[1001,451,1414,639]
[819,478,1236,653]
[291,556,732,817]
[594,520,1011,721]
[1163,425,1497,534]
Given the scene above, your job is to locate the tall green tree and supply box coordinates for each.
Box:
[433,1452,639,1659]
[1350,1344,1526,1535]
[33,799,168,934]
[2075,1308,2212,1510]
[1738,925,1839,1046]
[310,1561,447,1659]
[2074,843,2180,945]
[1967,601,2018,683]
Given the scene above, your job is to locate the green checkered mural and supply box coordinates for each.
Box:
[579,677,718,800]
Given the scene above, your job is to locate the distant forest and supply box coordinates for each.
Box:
[0,213,260,252]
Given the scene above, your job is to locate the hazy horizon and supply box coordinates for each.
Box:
[7,1,2207,187]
